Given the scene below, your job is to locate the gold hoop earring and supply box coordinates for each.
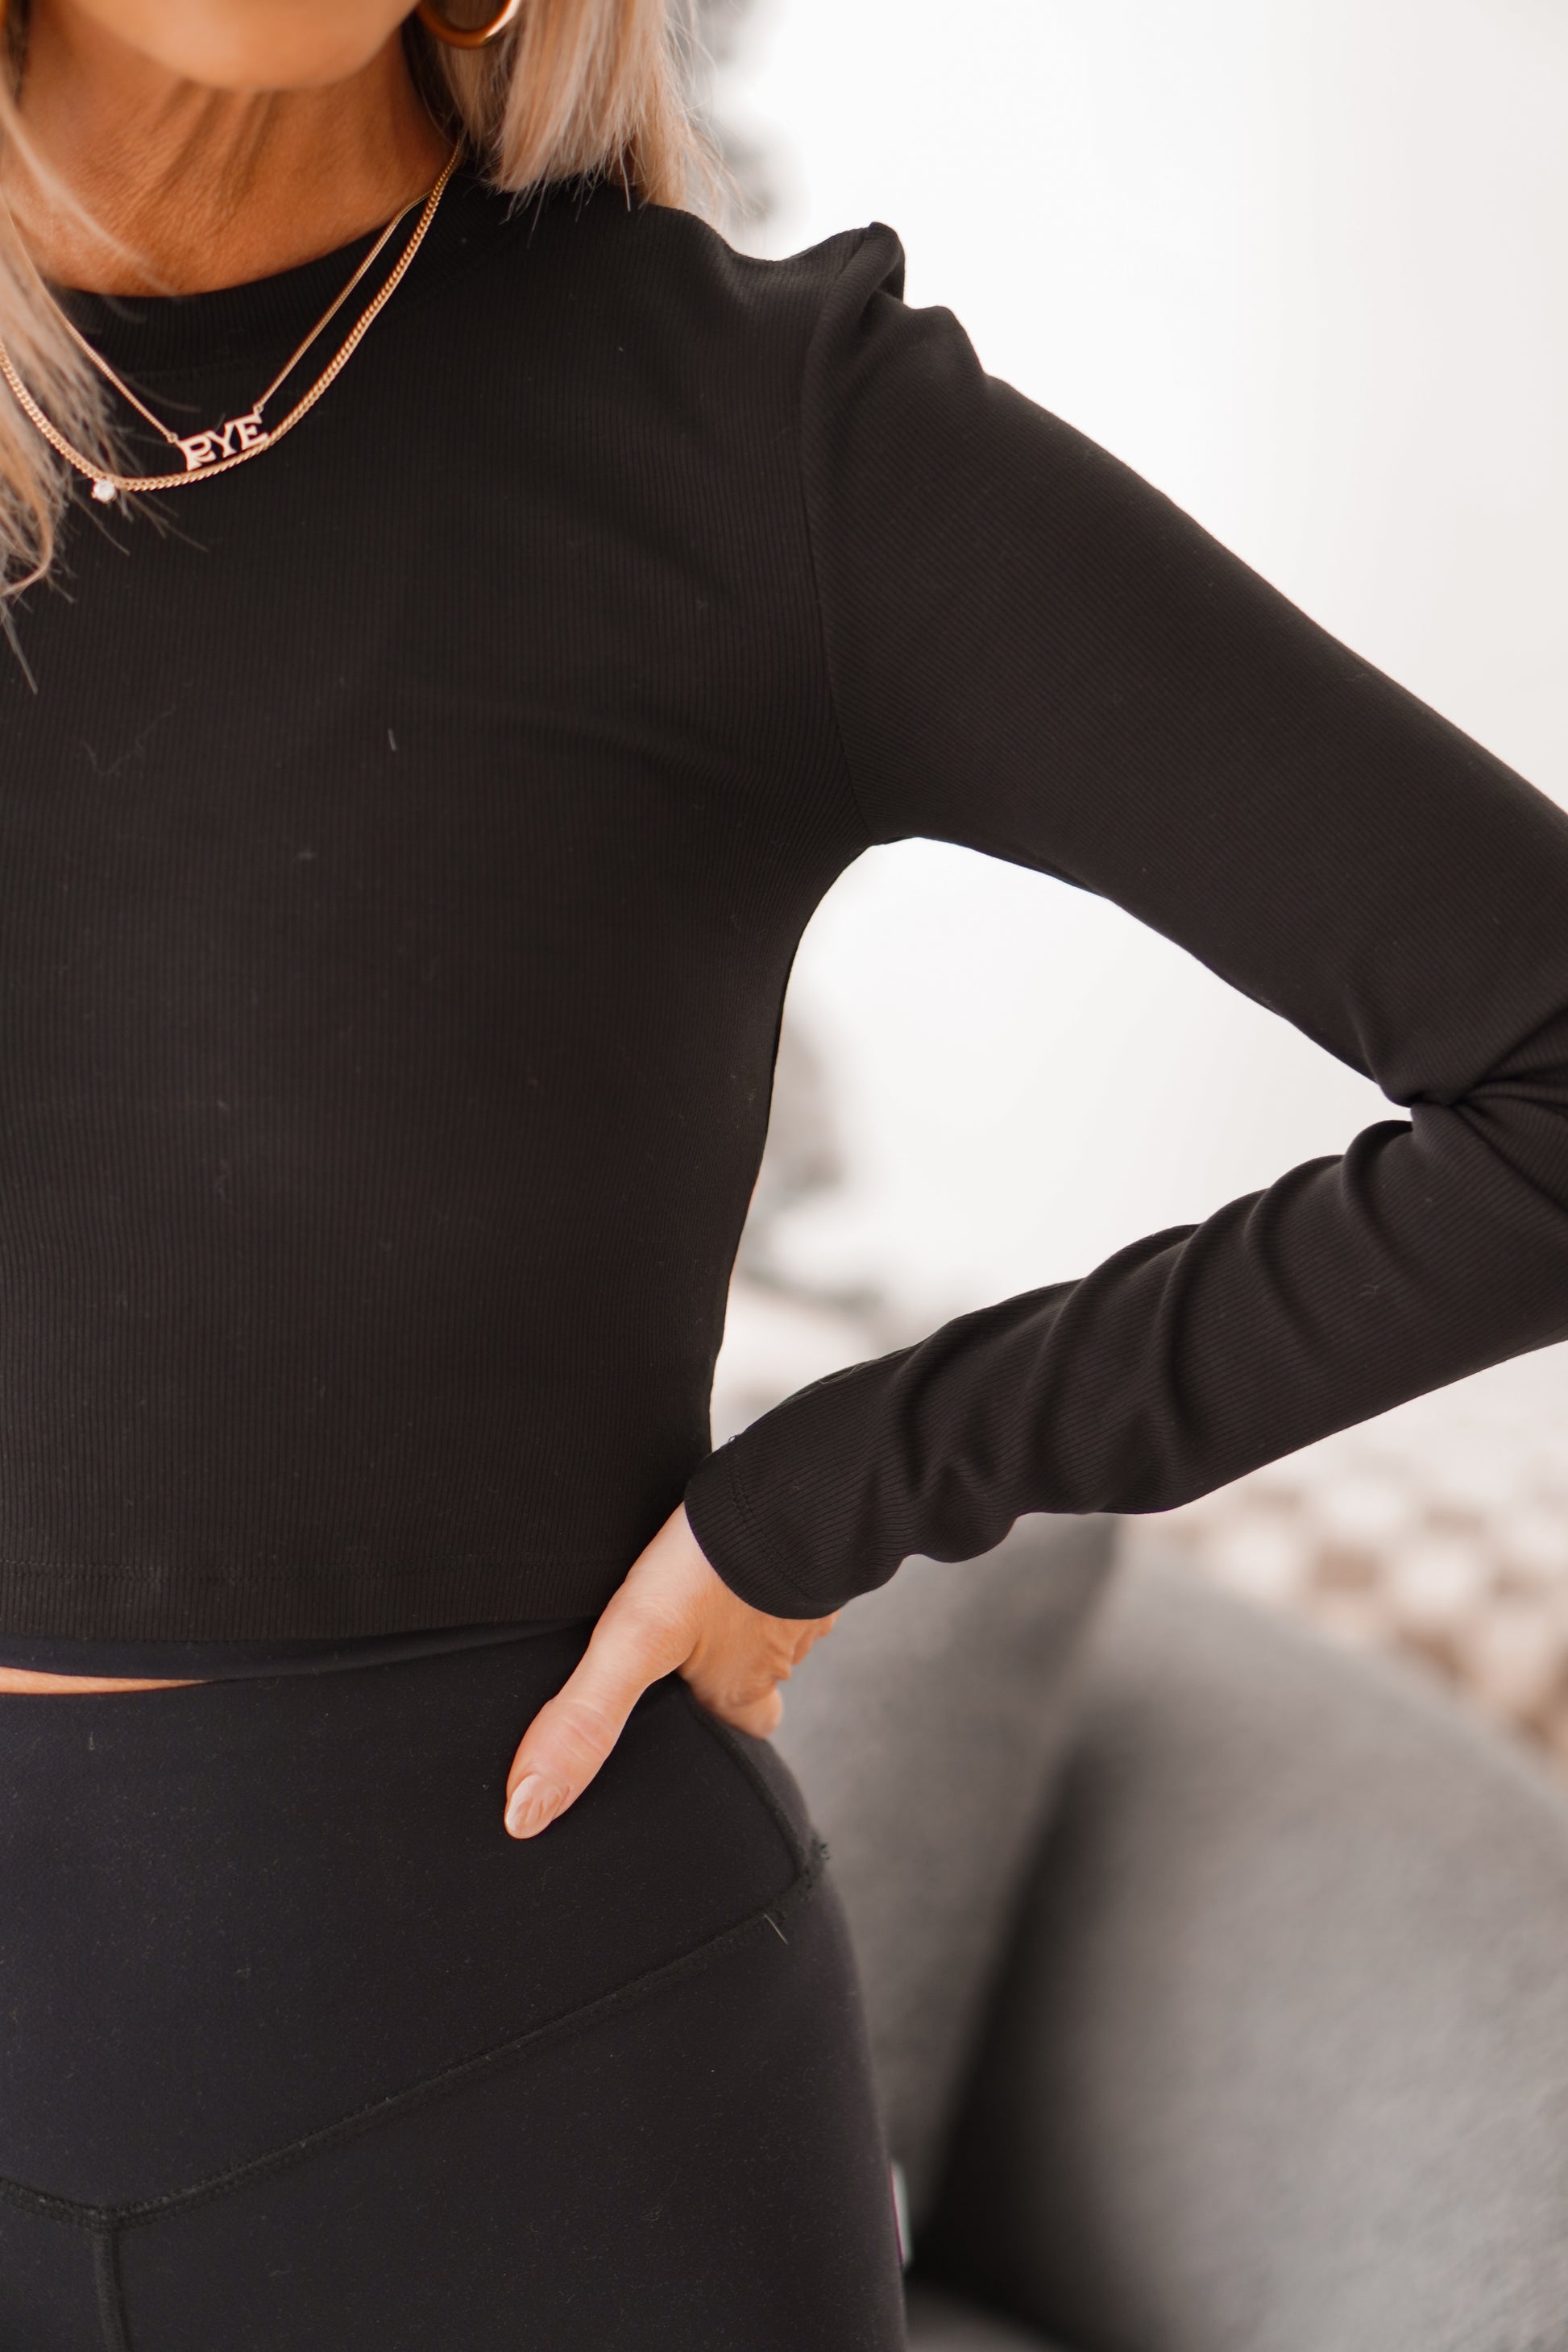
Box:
[415,0,523,48]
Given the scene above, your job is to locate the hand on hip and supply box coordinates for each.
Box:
[502,1505,838,1838]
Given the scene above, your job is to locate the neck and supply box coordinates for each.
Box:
[2,2,452,296]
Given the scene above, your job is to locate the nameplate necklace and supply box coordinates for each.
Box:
[0,140,462,504]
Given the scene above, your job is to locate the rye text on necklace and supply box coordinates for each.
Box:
[173,410,268,475]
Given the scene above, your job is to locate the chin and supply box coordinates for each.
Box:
[76,2,404,93]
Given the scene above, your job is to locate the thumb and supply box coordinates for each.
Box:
[504,1591,689,1838]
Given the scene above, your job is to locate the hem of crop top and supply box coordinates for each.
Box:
[0,1619,590,1684]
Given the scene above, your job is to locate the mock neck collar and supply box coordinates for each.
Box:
[50,158,528,385]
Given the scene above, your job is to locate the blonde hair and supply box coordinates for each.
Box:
[0,0,735,601]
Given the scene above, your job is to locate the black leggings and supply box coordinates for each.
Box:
[0,1629,906,2350]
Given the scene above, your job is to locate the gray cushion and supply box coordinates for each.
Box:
[772,1513,1116,2230]
[906,2280,1068,2350]
[923,1558,1568,2352]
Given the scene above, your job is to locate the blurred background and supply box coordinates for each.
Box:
[692,0,1568,1773]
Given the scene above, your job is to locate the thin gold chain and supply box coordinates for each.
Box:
[0,141,463,498]
[48,193,421,450]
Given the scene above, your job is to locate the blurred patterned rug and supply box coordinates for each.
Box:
[1120,1342,1568,1775]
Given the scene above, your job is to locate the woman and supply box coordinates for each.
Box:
[2,0,1566,2343]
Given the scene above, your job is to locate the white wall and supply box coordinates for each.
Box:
[715,0,1568,1324]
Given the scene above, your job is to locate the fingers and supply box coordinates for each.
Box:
[504,1587,688,1839]
[719,1686,784,1739]
[790,1612,838,1665]
[679,1609,837,1735]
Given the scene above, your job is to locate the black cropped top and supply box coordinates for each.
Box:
[6,160,1568,1682]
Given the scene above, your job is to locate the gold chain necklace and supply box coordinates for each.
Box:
[0,140,463,505]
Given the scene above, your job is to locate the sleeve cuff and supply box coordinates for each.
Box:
[682,1439,829,1620]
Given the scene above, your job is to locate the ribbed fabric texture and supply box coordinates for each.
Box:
[5,162,1568,1641]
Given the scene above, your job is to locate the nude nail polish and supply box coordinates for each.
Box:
[505,1773,559,1837]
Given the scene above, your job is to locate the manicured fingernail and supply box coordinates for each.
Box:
[505,1774,562,1838]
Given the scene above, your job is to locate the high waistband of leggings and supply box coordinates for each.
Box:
[0,1628,824,2215]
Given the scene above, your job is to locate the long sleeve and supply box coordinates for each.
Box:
[682,219,1568,1618]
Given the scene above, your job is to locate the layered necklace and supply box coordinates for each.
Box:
[0,139,463,506]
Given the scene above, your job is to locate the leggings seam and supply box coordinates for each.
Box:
[0,1836,827,2238]
[92,2227,133,2352]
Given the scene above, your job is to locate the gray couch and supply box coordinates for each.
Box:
[777,1524,1568,2352]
